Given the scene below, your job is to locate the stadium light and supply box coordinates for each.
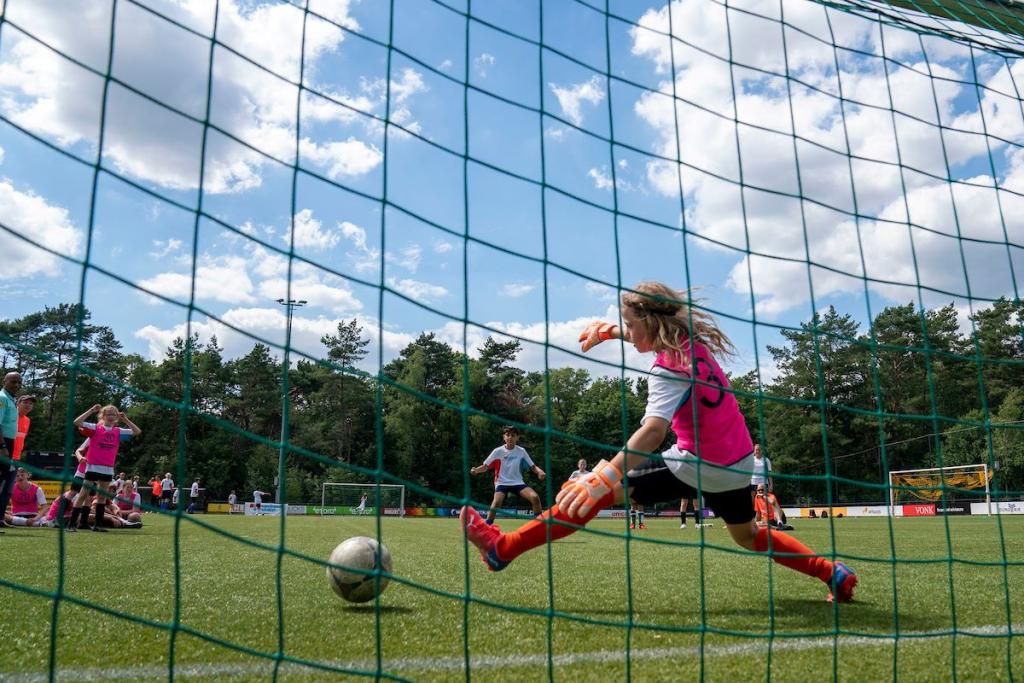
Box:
[275,298,307,504]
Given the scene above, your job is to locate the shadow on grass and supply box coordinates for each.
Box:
[563,599,932,632]
[340,605,416,614]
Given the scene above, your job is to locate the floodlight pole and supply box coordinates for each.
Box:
[276,298,307,505]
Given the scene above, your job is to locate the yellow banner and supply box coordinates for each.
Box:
[892,471,988,502]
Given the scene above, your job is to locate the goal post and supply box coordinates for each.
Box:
[320,483,406,517]
[888,464,991,516]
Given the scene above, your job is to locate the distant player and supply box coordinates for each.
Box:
[754,485,792,530]
[70,404,141,532]
[228,491,237,514]
[469,426,546,524]
[629,502,646,530]
[187,478,200,514]
[160,473,174,510]
[356,493,368,515]
[568,459,589,481]
[461,282,857,603]
[114,481,143,526]
[680,495,710,529]
[4,467,47,527]
[253,489,269,516]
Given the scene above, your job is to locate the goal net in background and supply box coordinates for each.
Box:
[320,482,405,516]
[1,0,1024,680]
[889,463,991,512]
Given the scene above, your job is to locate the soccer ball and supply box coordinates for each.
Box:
[326,536,392,603]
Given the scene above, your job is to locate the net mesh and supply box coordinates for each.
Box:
[0,0,1023,680]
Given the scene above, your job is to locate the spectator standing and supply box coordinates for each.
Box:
[750,444,773,505]
[0,372,25,532]
[227,491,237,514]
[149,476,162,508]
[160,473,174,510]
[13,394,35,462]
[568,459,589,481]
[187,478,200,513]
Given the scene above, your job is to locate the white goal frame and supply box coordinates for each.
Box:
[320,482,406,516]
[888,464,990,516]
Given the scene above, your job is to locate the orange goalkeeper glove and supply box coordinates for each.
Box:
[578,321,618,352]
[555,459,622,519]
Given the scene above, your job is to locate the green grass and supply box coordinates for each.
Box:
[1,514,1022,682]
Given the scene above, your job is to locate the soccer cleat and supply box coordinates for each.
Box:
[827,562,858,603]
[629,522,635,530]
[639,524,646,530]
[460,506,510,572]
[90,525,108,533]
[680,522,686,528]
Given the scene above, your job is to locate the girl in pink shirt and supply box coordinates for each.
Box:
[461,281,857,603]
[69,404,141,532]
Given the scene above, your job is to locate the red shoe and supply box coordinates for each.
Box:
[639,524,646,530]
[629,522,635,530]
[827,562,857,603]
[459,506,510,571]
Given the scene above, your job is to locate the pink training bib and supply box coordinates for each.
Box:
[653,339,753,467]
[11,483,40,515]
[86,424,120,468]
[47,496,72,521]
[116,493,138,512]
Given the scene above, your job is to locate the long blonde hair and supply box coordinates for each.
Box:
[620,282,735,362]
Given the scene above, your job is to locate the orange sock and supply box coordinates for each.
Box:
[754,527,833,583]
[496,493,615,561]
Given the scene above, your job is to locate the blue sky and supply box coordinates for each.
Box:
[1,0,1023,381]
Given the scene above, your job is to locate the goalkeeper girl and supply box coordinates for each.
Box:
[461,282,857,603]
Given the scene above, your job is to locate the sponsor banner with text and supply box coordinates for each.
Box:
[935,504,971,516]
[799,506,848,518]
[971,501,1024,515]
[901,503,935,517]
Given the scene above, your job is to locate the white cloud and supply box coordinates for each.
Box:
[299,137,383,179]
[439,59,453,71]
[500,283,535,298]
[588,168,614,191]
[256,274,363,313]
[0,145,4,165]
[284,208,340,250]
[0,1,400,194]
[474,53,495,78]
[0,180,82,278]
[149,238,183,259]
[134,306,411,366]
[629,0,1024,318]
[549,75,605,127]
[393,244,422,273]
[434,241,454,254]
[137,255,257,305]
[387,277,448,303]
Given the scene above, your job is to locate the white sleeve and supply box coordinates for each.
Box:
[766,458,772,474]
[36,488,47,506]
[642,366,690,424]
[520,448,535,468]
[482,448,500,466]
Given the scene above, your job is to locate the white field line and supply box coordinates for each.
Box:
[4,623,1020,682]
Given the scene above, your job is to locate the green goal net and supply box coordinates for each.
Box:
[0,0,1022,680]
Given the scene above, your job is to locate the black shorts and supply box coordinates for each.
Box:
[84,471,113,483]
[495,484,528,496]
[70,476,84,492]
[626,464,755,525]
[162,490,173,500]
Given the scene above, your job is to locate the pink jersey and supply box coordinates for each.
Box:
[653,340,753,466]
[85,424,121,467]
[11,483,42,515]
[116,492,141,512]
[47,496,72,521]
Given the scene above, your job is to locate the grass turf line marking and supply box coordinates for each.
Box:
[6,623,1020,681]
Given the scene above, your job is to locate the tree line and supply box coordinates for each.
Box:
[3,300,1022,507]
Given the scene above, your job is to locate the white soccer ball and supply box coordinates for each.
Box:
[326,536,392,603]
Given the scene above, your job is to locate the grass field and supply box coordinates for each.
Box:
[1,513,1022,682]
